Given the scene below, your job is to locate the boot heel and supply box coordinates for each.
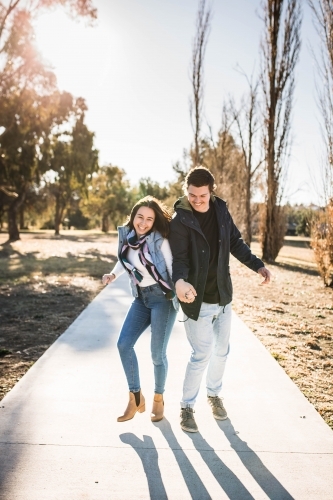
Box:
[138,403,145,413]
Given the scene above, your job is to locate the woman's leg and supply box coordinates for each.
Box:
[150,296,177,394]
[117,296,151,392]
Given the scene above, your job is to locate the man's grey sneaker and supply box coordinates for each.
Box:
[180,407,198,433]
[207,396,228,420]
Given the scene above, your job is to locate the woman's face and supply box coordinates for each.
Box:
[133,206,155,237]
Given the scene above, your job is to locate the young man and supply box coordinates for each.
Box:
[169,167,271,433]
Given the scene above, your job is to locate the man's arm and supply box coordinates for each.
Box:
[257,266,271,285]
[228,212,264,272]
[227,212,271,284]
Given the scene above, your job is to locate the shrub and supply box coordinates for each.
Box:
[311,201,333,287]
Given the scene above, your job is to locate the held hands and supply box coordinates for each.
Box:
[102,273,116,285]
[257,267,271,285]
[175,279,197,303]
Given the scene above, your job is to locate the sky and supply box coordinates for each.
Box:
[34,0,322,205]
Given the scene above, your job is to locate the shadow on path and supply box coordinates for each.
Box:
[184,429,255,499]
[215,419,294,500]
[119,433,167,500]
[154,418,211,499]
[156,418,254,500]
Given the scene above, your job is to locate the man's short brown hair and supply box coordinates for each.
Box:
[183,166,217,193]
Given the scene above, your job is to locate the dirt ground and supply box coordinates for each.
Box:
[0,231,332,430]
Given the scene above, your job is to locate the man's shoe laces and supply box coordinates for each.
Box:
[182,407,195,416]
[209,397,224,408]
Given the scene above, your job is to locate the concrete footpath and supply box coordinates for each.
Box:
[0,275,333,500]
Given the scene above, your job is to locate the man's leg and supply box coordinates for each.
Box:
[181,303,220,407]
[206,302,232,420]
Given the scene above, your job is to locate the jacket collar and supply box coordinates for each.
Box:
[174,194,217,212]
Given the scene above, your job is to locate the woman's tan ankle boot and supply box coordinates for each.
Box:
[151,393,164,422]
[117,391,145,422]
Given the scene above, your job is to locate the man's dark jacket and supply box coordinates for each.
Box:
[169,195,264,321]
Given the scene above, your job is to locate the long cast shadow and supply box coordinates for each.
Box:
[154,418,211,499]
[119,433,167,500]
[215,419,294,500]
[270,261,318,277]
[156,418,254,500]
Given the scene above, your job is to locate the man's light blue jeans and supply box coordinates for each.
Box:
[181,302,232,408]
[117,284,177,394]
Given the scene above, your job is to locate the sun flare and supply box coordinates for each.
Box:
[34,9,116,96]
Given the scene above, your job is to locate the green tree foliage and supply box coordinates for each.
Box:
[83,166,133,232]
[45,99,99,235]
[0,0,97,241]
[0,5,57,240]
[137,177,169,201]
[0,87,81,240]
[0,91,90,234]
[285,204,316,236]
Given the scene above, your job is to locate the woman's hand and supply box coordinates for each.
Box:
[102,273,116,285]
[175,279,197,303]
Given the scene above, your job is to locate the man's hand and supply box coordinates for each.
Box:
[257,267,271,285]
[102,273,116,285]
[175,279,197,303]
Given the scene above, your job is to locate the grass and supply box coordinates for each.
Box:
[251,236,316,269]
[271,352,286,362]
[0,231,118,286]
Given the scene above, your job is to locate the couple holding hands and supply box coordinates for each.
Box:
[102,167,271,433]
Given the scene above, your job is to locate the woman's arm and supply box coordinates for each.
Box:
[102,260,125,285]
[110,260,125,279]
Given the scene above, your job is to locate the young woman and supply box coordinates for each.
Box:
[102,196,178,423]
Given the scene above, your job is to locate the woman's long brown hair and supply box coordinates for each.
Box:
[126,196,172,238]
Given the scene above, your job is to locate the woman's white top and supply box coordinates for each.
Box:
[111,238,173,287]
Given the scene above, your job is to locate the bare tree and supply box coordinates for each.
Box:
[260,0,302,262]
[229,75,263,245]
[207,103,234,184]
[308,0,333,286]
[309,0,333,203]
[189,0,212,167]
[204,107,246,230]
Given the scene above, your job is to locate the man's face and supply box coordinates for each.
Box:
[187,184,211,213]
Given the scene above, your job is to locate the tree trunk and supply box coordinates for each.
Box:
[19,206,24,230]
[7,191,26,242]
[54,195,65,236]
[262,202,285,262]
[102,213,109,233]
[260,0,301,262]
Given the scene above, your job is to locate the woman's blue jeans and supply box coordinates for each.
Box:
[117,284,177,394]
